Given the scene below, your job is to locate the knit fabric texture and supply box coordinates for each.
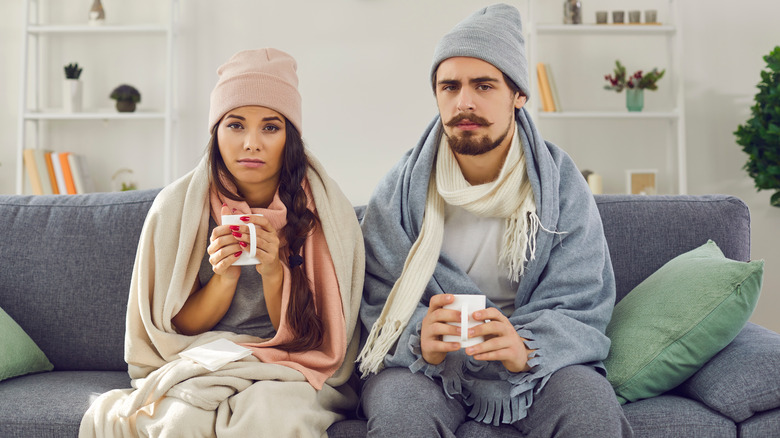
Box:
[430,3,530,99]
[208,48,302,134]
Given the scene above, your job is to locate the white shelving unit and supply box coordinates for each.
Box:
[526,0,687,194]
[15,0,177,195]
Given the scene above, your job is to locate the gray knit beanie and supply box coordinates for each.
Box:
[430,3,530,99]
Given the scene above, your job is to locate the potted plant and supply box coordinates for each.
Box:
[604,60,666,112]
[734,46,780,207]
[63,62,83,112]
[110,84,141,112]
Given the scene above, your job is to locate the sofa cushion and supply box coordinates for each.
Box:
[0,370,130,437]
[604,240,763,405]
[621,395,736,437]
[675,322,780,423]
[595,195,751,303]
[0,306,53,382]
[737,407,780,438]
[0,189,160,371]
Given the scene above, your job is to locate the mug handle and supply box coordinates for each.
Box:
[247,222,257,259]
[461,303,469,341]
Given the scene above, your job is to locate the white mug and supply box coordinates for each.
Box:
[442,294,486,348]
[221,214,263,266]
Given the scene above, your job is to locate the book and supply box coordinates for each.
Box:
[50,152,68,195]
[58,152,78,195]
[44,152,60,194]
[32,149,54,195]
[67,153,95,194]
[546,63,562,112]
[536,63,556,112]
[22,149,44,195]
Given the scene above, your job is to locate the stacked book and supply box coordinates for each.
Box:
[22,149,95,195]
[536,62,562,112]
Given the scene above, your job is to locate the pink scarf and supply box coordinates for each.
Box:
[208,178,345,390]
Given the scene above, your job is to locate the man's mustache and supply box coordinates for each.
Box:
[444,113,492,127]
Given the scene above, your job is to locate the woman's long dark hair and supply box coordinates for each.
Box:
[208,119,323,352]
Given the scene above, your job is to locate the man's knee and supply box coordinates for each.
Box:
[361,367,464,437]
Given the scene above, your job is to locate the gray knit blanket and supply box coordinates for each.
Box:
[359,108,615,426]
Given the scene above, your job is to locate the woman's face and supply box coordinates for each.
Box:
[217,106,286,200]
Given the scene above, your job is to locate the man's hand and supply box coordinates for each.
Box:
[420,294,462,365]
[465,307,531,373]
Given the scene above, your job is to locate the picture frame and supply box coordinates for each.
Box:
[626,169,658,195]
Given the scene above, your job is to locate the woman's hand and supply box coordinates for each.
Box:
[206,205,245,280]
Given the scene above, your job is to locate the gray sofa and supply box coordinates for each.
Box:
[1,189,779,437]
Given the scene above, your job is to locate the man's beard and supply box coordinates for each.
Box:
[443,113,512,156]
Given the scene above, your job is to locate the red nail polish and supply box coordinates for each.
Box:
[240,216,250,222]
[239,241,248,247]
[222,203,227,207]
[234,251,242,257]
[229,225,240,231]
[232,232,242,238]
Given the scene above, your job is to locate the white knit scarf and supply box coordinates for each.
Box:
[358,127,539,375]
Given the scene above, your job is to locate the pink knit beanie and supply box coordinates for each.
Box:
[208,48,302,134]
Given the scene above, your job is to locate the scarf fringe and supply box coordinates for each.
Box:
[357,318,405,377]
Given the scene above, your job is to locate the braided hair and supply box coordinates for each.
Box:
[208,120,323,352]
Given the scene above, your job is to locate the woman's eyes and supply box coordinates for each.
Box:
[226,122,280,132]
[263,124,280,132]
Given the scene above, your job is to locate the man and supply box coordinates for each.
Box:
[356,4,632,437]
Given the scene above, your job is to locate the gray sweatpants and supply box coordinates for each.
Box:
[360,364,633,438]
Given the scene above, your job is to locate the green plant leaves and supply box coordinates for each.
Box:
[734,46,780,207]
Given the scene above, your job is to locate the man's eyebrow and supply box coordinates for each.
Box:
[437,77,501,86]
[469,76,500,84]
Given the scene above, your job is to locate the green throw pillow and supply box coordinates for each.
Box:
[0,306,54,382]
[604,240,763,405]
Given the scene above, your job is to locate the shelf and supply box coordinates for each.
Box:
[24,110,166,120]
[27,24,168,34]
[535,24,675,35]
[537,110,679,120]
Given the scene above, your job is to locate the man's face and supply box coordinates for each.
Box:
[435,57,526,156]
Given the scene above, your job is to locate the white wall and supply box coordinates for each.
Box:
[1,0,778,332]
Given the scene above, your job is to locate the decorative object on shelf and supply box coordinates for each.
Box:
[109,84,141,112]
[563,0,582,24]
[596,11,608,24]
[645,10,658,23]
[63,62,83,113]
[629,10,641,24]
[734,46,780,207]
[581,169,603,194]
[112,168,137,191]
[604,60,666,112]
[612,11,625,24]
[88,0,105,25]
[626,169,657,195]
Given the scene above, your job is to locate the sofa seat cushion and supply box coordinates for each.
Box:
[0,306,52,382]
[676,322,780,423]
[604,240,763,404]
[0,370,130,437]
[738,407,780,438]
[622,395,736,438]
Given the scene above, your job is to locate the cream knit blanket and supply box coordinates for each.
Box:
[80,152,364,438]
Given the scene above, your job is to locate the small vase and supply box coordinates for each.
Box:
[89,0,105,25]
[563,0,582,24]
[626,88,644,112]
[63,79,83,113]
[115,100,136,113]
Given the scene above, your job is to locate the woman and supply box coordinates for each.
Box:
[80,48,364,437]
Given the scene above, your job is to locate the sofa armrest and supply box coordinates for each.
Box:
[674,322,780,423]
